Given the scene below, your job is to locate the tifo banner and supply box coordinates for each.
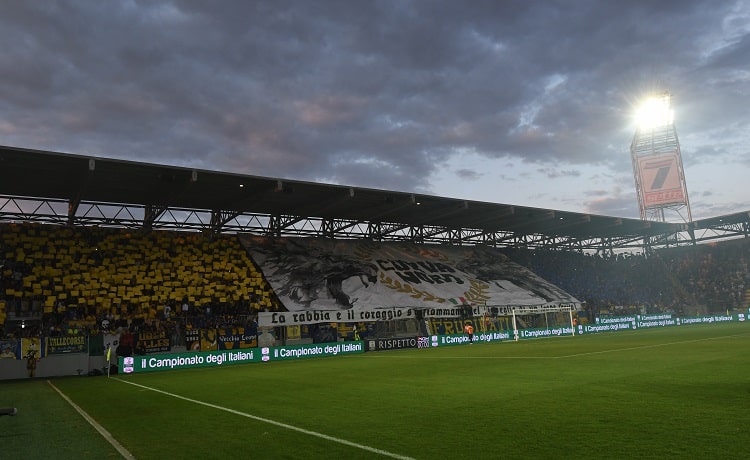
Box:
[46,335,88,355]
[244,237,580,312]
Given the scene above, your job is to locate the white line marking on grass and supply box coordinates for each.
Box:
[555,332,750,359]
[113,378,415,460]
[47,380,136,460]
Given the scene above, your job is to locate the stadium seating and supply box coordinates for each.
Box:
[2,222,749,339]
[0,223,281,337]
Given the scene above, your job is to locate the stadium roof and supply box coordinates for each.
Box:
[1,145,746,250]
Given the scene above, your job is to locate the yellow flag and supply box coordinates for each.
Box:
[106,346,111,362]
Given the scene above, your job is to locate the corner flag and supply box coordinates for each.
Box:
[106,346,112,378]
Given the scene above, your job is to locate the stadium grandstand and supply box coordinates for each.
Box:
[1,145,749,379]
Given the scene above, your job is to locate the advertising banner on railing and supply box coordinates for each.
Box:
[118,341,362,373]
[636,314,677,329]
[517,326,574,339]
[120,348,260,373]
[431,331,513,347]
[678,313,744,325]
[595,315,638,324]
[577,322,636,334]
[592,313,747,331]
[259,341,364,362]
[112,312,750,374]
[365,336,421,352]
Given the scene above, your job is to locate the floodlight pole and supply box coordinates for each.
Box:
[630,92,692,225]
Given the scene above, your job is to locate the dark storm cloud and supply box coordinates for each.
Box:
[0,0,747,214]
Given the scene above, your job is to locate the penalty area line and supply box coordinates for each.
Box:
[113,378,415,460]
[47,380,136,460]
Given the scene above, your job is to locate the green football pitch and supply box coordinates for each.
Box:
[2,323,749,459]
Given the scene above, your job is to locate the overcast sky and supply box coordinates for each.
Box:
[1,1,748,220]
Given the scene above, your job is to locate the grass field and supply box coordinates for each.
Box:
[2,323,749,459]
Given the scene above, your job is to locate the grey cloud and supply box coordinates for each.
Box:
[0,0,747,216]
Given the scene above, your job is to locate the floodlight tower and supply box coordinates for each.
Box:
[630,92,692,223]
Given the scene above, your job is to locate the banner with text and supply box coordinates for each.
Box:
[218,326,258,349]
[517,326,575,339]
[136,330,171,353]
[46,335,88,355]
[430,331,513,347]
[120,349,260,373]
[260,341,364,361]
[258,303,577,327]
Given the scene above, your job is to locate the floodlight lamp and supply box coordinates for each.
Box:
[635,93,674,131]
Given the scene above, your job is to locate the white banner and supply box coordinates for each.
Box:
[103,333,121,361]
[258,303,576,327]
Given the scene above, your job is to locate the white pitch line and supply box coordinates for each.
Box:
[113,378,415,460]
[553,332,750,359]
[47,380,136,460]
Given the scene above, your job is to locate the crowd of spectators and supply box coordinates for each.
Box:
[2,223,750,340]
[0,223,279,339]
[502,238,750,318]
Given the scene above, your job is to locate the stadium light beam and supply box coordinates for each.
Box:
[634,93,674,131]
